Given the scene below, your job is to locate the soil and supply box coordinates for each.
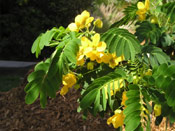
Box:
[0,71,175,131]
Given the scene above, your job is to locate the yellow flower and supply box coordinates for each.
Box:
[86,50,97,61]
[145,69,152,76]
[91,33,100,47]
[151,16,158,24]
[154,104,161,117]
[121,91,128,107]
[87,62,94,70]
[94,18,103,28]
[145,0,150,10]
[101,52,110,64]
[75,10,91,29]
[108,53,119,68]
[60,73,77,96]
[107,109,125,129]
[76,52,85,66]
[68,23,79,32]
[60,86,69,96]
[96,42,106,52]
[95,52,105,64]
[62,73,77,87]
[85,17,94,27]
[80,33,107,63]
[136,0,149,21]
[108,54,124,68]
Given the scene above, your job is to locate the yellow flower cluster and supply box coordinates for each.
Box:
[68,10,103,32]
[60,73,77,96]
[136,0,150,21]
[154,104,161,117]
[76,33,125,68]
[107,109,125,129]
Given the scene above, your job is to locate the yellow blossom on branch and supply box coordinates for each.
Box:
[60,73,77,96]
[67,23,79,32]
[107,109,125,129]
[93,18,103,28]
[76,33,107,64]
[136,0,150,21]
[108,53,125,69]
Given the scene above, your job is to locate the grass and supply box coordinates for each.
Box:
[0,68,30,92]
[0,75,22,92]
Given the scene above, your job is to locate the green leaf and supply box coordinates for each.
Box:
[101,28,141,61]
[110,4,137,28]
[141,45,170,67]
[94,90,101,115]
[80,88,99,109]
[39,28,57,49]
[124,84,142,131]
[63,38,80,64]
[135,21,162,44]
[25,49,62,106]
[160,33,174,47]
[80,70,126,113]
[102,88,107,111]
[161,2,175,23]
[31,27,66,58]
[27,70,45,82]
[31,34,42,58]
[125,116,141,131]
[152,64,175,107]
[40,88,47,108]
[124,102,141,116]
[25,82,40,104]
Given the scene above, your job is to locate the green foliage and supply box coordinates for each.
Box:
[161,2,175,23]
[110,4,138,28]
[152,64,175,107]
[31,27,60,58]
[159,33,174,48]
[124,84,142,131]
[80,69,126,115]
[101,28,141,61]
[23,1,175,130]
[25,34,80,107]
[135,21,162,44]
[141,45,170,67]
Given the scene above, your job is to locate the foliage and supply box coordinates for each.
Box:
[24,0,175,130]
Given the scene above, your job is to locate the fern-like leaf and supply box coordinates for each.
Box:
[31,27,67,58]
[124,84,142,131]
[141,45,170,68]
[135,21,162,44]
[152,64,175,107]
[25,36,80,108]
[80,69,126,115]
[161,2,175,23]
[101,28,141,61]
[110,4,137,28]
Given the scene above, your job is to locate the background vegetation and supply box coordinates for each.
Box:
[0,0,93,61]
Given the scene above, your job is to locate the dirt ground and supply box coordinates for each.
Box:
[0,73,175,131]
